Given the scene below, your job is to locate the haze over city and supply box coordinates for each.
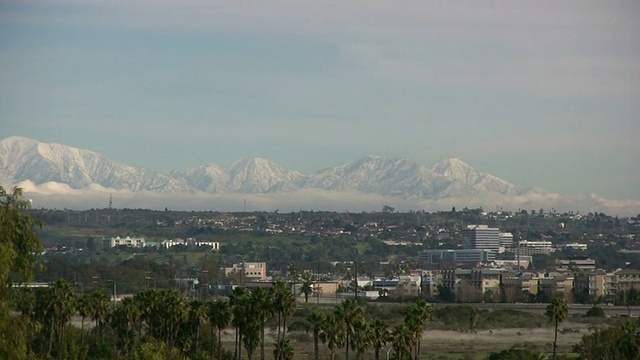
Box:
[1,1,639,212]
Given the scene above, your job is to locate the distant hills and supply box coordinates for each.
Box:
[0,136,541,199]
[1,136,635,214]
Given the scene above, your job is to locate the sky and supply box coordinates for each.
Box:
[1,0,639,201]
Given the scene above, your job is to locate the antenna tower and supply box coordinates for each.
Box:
[108,195,113,210]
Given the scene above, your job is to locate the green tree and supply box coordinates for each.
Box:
[320,314,345,360]
[351,318,372,360]
[208,299,231,360]
[0,186,43,360]
[546,296,568,360]
[390,323,413,360]
[188,299,207,356]
[370,318,389,360]
[401,299,431,359]
[300,280,314,304]
[335,298,364,360]
[272,280,296,352]
[574,320,640,360]
[250,287,274,360]
[273,337,294,360]
[305,311,325,360]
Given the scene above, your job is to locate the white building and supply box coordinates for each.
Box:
[517,240,554,256]
[462,225,500,257]
[499,232,513,253]
[103,236,145,248]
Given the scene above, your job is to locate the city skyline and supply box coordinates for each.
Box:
[1,1,639,201]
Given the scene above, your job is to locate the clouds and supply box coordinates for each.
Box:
[20,180,640,216]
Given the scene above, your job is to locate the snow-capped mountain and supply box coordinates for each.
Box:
[0,136,192,192]
[298,155,439,197]
[0,136,539,199]
[174,158,304,193]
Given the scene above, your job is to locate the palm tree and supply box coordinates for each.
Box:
[88,290,111,342]
[469,306,480,333]
[401,299,432,359]
[351,318,372,360]
[546,296,568,360]
[335,298,364,360]
[230,286,249,360]
[208,299,231,360]
[305,311,325,360]
[251,287,274,360]
[49,279,76,355]
[188,299,207,356]
[320,315,345,360]
[299,280,314,304]
[272,280,297,350]
[370,318,389,360]
[77,292,91,346]
[390,324,412,360]
[273,337,294,360]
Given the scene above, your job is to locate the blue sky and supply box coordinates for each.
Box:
[1,0,639,200]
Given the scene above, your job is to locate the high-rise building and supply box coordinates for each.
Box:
[499,232,513,253]
[462,225,500,255]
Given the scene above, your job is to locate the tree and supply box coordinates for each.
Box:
[305,311,325,360]
[0,186,43,295]
[272,280,296,353]
[351,318,372,360]
[188,299,207,356]
[0,186,43,360]
[320,315,345,360]
[300,280,314,304]
[250,287,274,360]
[401,299,431,359]
[390,324,412,360]
[546,296,568,360]
[230,286,249,360]
[208,299,231,360]
[273,337,294,360]
[334,298,364,360]
[574,320,640,360]
[370,318,389,360]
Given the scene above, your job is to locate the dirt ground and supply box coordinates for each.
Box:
[215,322,593,359]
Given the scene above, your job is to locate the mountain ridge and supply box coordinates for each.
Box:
[0,136,542,199]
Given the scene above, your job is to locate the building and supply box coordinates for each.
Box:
[499,232,514,253]
[420,249,491,266]
[616,269,640,295]
[462,225,500,259]
[441,269,505,302]
[517,240,554,256]
[558,257,596,271]
[573,270,606,301]
[224,262,268,282]
[102,236,145,248]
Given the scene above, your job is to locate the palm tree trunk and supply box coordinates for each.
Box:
[314,331,319,360]
[260,319,266,360]
[48,316,55,355]
[218,327,223,360]
[80,315,86,346]
[553,318,558,360]
[345,333,350,360]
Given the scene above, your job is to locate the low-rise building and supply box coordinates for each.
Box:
[224,262,268,282]
[102,236,145,248]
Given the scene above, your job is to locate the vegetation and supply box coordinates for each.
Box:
[547,297,569,360]
[3,186,640,359]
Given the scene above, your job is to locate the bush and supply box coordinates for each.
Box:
[486,348,544,360]
[586,306,605,317]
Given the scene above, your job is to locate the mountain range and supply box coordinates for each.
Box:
[0,136,542,201]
